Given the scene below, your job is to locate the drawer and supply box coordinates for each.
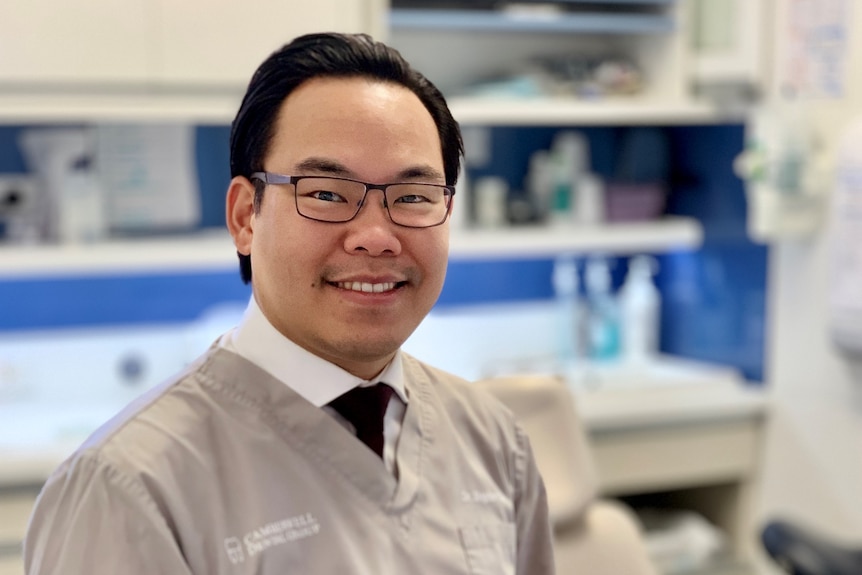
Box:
[590,419,761,496]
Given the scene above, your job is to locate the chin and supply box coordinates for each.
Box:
[328,336,403,363]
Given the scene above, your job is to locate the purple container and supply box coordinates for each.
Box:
[604,183,666,222]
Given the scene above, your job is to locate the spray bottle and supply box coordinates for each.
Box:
[585,257,620,361]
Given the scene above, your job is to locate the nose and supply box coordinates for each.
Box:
[343,189,402,257]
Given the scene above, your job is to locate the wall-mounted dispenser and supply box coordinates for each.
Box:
[734,103,831,242]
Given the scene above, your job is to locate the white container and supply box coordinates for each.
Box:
[575,172,606,225]
[449,159,469,231]
[525,149,553,221]
[474,176,508,228]
[59,160,105,244]
[619,255,661,365]
[552,256,584,368]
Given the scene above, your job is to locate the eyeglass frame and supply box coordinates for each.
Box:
[249,171,456,229]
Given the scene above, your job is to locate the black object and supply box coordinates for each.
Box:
[761,519,862,575]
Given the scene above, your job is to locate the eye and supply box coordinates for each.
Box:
[394,193,431,204]
[390,184,445,205]
[308,190,346,203]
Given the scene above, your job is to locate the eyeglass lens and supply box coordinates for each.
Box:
[295,177,450,227]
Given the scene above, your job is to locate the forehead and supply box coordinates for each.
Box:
[279,75,431,125]
[265,76,443,176]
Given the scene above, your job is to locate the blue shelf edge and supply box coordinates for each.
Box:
[389,9,675,34]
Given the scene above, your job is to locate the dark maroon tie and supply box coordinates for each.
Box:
[329,384,393,458]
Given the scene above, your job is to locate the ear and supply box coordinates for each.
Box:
[226,176,256,255]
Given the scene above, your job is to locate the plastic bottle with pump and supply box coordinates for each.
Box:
[618,255,661,366]
[585,257,620,361]
[552,256,584,372]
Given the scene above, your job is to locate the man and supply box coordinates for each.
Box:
[24,32,555,574]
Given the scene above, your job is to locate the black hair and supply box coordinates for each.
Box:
[229,32,464,284]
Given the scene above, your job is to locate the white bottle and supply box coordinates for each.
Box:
[526,149,553,221]
[618,255,661,365]
[449,158,469,231]
[575,172,606,226]
[474,176,508,228]
[552,256,583,369]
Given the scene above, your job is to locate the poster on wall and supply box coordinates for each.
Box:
[780,0,850,99]
[96,124,201,234]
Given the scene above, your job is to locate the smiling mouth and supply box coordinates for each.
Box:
[331,281,407,293]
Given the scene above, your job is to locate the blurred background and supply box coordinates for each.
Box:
[0,1,860,574]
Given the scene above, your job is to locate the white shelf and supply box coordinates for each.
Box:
[448,96,742,126]
[449,217,702,260]
[0,231,239,278]
[0,91,741,126]
[0,217,701,277]
[0,89,244,124]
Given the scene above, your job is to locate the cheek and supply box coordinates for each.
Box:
[419,235,450,286]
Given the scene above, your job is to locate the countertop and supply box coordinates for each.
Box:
[0,360,770,487]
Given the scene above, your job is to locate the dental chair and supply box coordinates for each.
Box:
[761,518,862,575]
[475,374,658,575]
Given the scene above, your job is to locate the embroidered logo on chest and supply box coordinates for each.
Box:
[224,512,321,564]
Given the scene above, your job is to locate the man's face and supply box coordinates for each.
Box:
[227,76,450,379]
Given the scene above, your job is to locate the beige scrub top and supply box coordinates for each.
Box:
[24,347,555,575]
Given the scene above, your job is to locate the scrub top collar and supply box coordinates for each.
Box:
[223,296,407,408]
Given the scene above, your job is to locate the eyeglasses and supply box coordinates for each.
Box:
[250,172,455,228]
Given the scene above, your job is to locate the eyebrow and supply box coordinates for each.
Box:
[293,157,445,183]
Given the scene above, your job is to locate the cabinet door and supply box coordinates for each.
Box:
[0,0,152,85]
[153,0,377,86]
[689,0,770,87]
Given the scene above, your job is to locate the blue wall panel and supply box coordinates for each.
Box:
[0,123,768,381]
[658,124,769,381]
[0,271,250,332]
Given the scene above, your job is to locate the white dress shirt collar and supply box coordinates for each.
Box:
[222,296,407,407]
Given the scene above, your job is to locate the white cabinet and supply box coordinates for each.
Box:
[153,0,382,86]
[0,0,152,85]
[688,0,772,90]
[0,0,384,122]
[580,382,769,572]
[389,0,704,125]
[388,0,773,126]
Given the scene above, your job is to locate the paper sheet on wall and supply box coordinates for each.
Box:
[96,124,200,233]
[780,0,850,99]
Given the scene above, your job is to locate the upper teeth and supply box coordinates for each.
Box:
[337,281,396,293]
